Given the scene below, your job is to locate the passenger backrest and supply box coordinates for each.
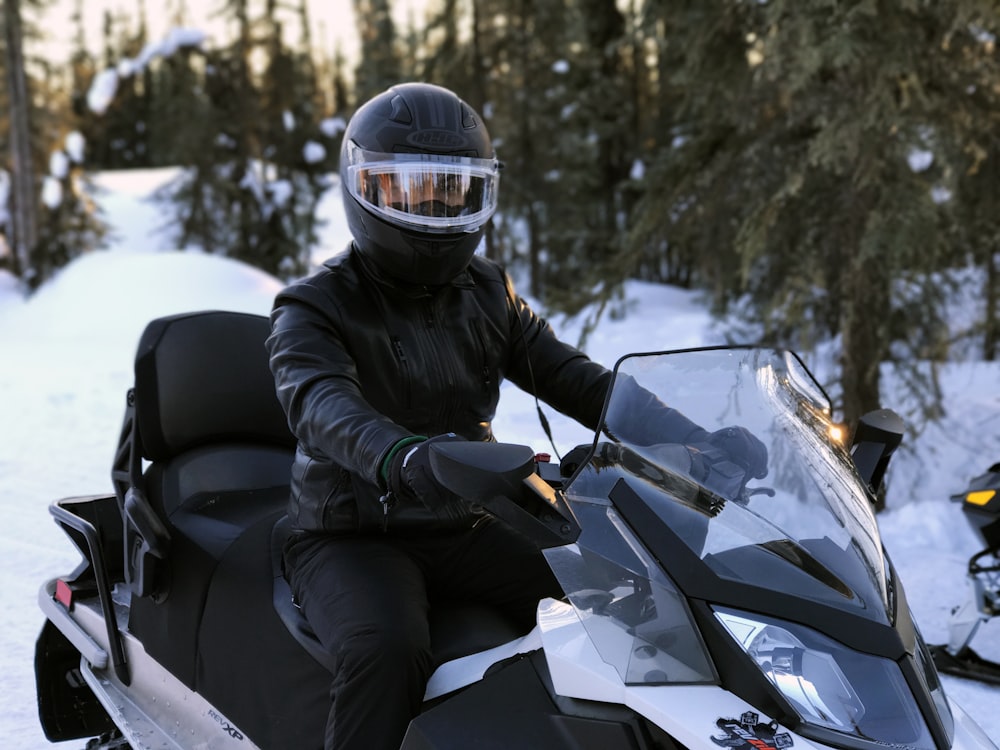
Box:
[134,309,294,494]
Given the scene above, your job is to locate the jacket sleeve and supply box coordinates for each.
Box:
[266,282,412,487]
[502,273,612,432]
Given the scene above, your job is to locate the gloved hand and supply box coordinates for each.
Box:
[688,426,768,499]
[387,433,467,509]
[705,426,768,480]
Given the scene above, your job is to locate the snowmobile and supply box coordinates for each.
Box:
[929,463,1000,685]
[34,310,998,750]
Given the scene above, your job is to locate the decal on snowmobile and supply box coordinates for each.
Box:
[208,709,245,741]
[710,712,793,750]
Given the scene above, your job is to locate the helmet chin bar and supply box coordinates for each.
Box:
[349,198,482,286]
[408,233,466,255]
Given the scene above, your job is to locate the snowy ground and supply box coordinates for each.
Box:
[1,168,998,747]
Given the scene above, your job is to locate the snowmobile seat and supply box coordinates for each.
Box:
[121,310,297,689]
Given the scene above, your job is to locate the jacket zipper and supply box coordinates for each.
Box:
[391,336,412,409]
[421,297,461,428]
[378,490,396,532]
[378,490,396,534]
[472,320,493,396]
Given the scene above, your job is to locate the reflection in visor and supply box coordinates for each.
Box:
[346,155,499,234]
[361,167,486,218]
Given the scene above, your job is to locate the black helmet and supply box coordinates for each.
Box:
[340,82,499,286]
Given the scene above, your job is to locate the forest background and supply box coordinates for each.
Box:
[1,0,999,439]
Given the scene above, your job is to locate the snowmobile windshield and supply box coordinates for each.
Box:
[343,144,499,234]
[561,348,890,624]
[549,348,958,750]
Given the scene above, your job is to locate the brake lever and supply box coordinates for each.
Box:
[735,486,776,506]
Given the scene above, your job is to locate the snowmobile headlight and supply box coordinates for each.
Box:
[714,607,937,750]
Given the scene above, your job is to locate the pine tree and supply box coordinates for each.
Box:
[416,0,475,93]
[937,5,1000,362]
[536,0,633,318]
[90,9,153,168]
[256,5,329,278]
[34,136,107,280]
[741,0,1000,425]
[3,0,105,287]
[626,1,762,303]
[622,0,996,427]
[171,45,261,260]
[146,42,205,167]
[352,0,401,104]
[166,0,329,279]
[463,0,564,295]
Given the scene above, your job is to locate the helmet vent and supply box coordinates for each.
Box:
[461,104,477,129]
[389,95,413,125]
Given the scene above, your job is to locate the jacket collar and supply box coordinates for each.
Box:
[344,244,477,297]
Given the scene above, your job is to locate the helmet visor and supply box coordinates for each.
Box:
[345,148,499,234]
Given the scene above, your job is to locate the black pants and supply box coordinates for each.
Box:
[283,516,562,750]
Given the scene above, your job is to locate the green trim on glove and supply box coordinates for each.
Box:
[379,435,427,486]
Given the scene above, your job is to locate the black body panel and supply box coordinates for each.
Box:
[402,651,677,750]
[35,620,117,742]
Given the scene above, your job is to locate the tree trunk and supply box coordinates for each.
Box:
[3,0,39,280]
[841,249,891,512]
[985,245,998,361]
[982,152,998,362]
[841,253,889,430]
[469,0,497,262]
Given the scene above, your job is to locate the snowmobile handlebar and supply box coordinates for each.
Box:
[428,441,581,548]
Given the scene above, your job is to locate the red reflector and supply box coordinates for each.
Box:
[54,579,74,609]
[534,453,551,463]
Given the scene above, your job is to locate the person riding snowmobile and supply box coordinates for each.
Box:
[265,81,767,750]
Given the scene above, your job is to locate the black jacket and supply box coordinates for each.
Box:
[266,247,611,535]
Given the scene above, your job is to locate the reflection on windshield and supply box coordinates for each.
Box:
[564,348,889,622]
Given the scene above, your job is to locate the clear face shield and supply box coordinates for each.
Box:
[343,142,500,235]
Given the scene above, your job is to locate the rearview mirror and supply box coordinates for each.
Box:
[850,409,904,509]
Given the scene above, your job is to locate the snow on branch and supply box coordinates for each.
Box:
[88,28,208,115]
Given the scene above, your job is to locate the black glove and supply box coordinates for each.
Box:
[685,426,768,499]
[387,433,467,509]
[705,426,768,480]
